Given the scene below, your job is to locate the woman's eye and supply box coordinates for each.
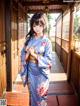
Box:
[33,24,43,28]
[39,25,42,27]
[33,25,36,27]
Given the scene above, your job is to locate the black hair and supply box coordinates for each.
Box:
[25,12,45,46]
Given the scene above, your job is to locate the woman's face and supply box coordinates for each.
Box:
[33,21,44,35]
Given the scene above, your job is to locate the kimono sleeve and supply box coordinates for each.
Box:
[21,47,26,66]
[37,39,52,68]
[20,47,28,86]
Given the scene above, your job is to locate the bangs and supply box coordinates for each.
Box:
[33,19,45,26]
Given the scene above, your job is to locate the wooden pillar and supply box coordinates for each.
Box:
[60,12,63,61]
[55,21,57,52]
[67,5,74,81]
[5,0,12,91]
[0,0,7,96]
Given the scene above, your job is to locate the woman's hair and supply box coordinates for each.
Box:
[25,12,47,46]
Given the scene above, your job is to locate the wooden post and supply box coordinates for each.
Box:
[67,5,74,81]
[60,12,63,61]
[55,21,57,52]
[5,0,12,91]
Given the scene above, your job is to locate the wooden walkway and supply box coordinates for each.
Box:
[5,52,78,106]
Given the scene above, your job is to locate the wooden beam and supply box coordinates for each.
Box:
[27,9,62,13]
[21,1,68,6]
[24,4,67,13]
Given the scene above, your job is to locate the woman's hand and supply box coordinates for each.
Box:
[25,46,29,52]
[29,47,38,60]
[29,47,35,56]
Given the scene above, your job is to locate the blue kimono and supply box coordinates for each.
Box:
[21,36,52,106]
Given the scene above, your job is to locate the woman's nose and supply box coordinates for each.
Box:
[36,26,40,29]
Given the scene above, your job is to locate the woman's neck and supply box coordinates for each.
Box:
[34,33,43,39]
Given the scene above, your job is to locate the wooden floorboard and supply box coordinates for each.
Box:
[47,95,58,106]
[6,91,29,106]
[48,81,74,95]
[58,95,78,106]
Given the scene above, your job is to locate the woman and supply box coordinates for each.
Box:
[21,13,52,106]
